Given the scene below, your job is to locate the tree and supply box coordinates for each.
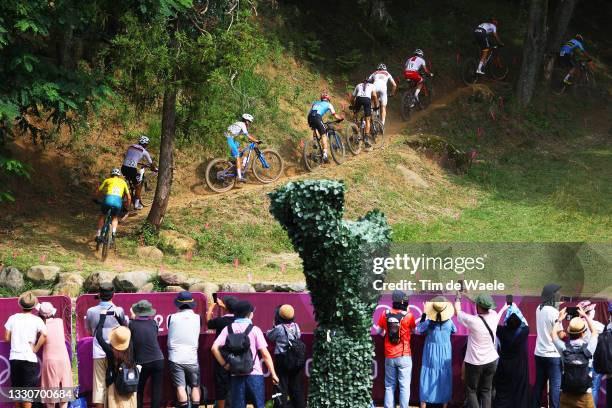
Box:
[516,0,549,106]
[543,0,578,82]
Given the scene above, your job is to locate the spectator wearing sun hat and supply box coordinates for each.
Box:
[168,291,202,408]
[266,304,305,408]
[455,292,509,408]
[38,302,72,408]
[4,291,47,408]
[128,300,164,408]
[416,296,456,408]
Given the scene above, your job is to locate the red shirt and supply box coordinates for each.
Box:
[377,308,416,358]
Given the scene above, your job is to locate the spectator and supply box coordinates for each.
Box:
[3,291,47,408]
[578,300,606,407]
[607,303,612,408]
[128,300,164,408]
[168,291,202,408]
[455,292,509,408]
[493,303,530,408]
[266,304,305,408]
[552,307,599,408]
[207,295,238,408]
[533,283,563,408]
[416,296,456,408]
[376,290,416,408]
[86,283,127,408]
[95,310,137,408]
[211,300,279,408]
[39,302,72,408]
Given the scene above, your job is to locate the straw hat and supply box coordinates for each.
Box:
[568,317,587,335]
[279,304,295,320]
[18,291,38,311]
[109,326,131,351]
[424,296,454,322]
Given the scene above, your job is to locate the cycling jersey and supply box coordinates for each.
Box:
[368,70,396,93]
[226,121,249,139]
[560,39,585,57]
[309,100,336,117]
[353,82,376,99]
[99,177,129,198]
[404,56,428,73]
[123,144,153,169]
[478,22,497,34]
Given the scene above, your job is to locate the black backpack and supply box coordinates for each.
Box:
[594,329,612,374]
[561,343,592,394]
[115,363,139,395]
[279,324,306,370]
[222,324,256,375]
[386,311,406,345]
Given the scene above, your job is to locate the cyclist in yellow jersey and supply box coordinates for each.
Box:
[95,168,131,242]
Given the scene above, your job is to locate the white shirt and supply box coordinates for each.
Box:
[457,309,502,365]
[226,121,249,138]
[535,305,561,357]
[352,82,376,99]
[4,313,47,362]
[368,70,396,93]
[167,309,201,365]
[478,22,497,34]
[123,144,153,168]
[405,56,427,72]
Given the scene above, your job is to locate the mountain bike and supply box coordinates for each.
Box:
[204,141,284,193]
[126,163,156,209]
[303,119,345,172]
[345,107,384,155]
[552,61,601,102]
[96,208,114,261]
[400,74,434,121]
[461,45,508,85]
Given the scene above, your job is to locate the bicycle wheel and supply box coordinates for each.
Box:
[370,119,385,149]
[344,122,362,155]
[303,139,323,172]
[400,91,413,121]
[252,149,284,183]
[101,227,111,262]
[461,57,479,85]
[204,158,236,193]
[489,54,509,81]
[328,130,346,165]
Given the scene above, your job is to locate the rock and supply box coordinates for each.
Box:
[31,289,52,297]
[164,285,184,292]
[26,265,60,284]
[282,282,308,293]
[136,246,164,261]
[84,271,116,292]
[114,271,154,292]
[53,273,85,298]
[254,282,277,292]
[396,165,429,188]
[218,283,256,293]
[159,271,188,287]
[160,230,197,254]
[138,283,155,293]
[0,266,24,291]
[189,282,218,301]
[185,277,202,288]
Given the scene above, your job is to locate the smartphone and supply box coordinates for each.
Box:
[566,306,578,320]
[212,293,218,304]
[506,295,513,306]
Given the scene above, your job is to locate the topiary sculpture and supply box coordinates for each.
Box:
[269,179,391,408]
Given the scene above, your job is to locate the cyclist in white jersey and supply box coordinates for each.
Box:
[350,76,379,147]
[368,63,397,126]
[473,19,504,75]
[121,135,157,210]
[404,49,433,107]
[225,113,259,182]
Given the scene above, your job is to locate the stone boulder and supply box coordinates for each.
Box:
[253,282,277,292]
[53,273,85,298]
[218,282,255,293]
[138,283,155,293]
[164,285,184,292]
[160,230,197,254]
[0,266,24,291]
[84,271,116,292]
[136,246,164,261]
[189,282,219,301]
[114,271,154,292]
[274,282,308,292]
[26,265,60,284]
[31,289,52,297]
[159,271,188,288]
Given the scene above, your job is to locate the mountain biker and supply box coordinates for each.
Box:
[307,92,344,162]
[368,63,397,126]
[121,135,157,210]
[350,76,379,148]
[403,49,433,108]
[226,113,260,182]
[95,168,131,243]
[560,34,592,85]
[473,18,504,75]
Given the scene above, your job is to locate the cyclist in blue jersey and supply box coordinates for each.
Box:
[307,92,344,162]
[225,113,259,182]
[560,34,592,85]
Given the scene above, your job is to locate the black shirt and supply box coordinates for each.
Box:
[207,314,235,337]
[128,319,164,364]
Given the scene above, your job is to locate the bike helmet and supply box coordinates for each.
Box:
[320,92,331,101]
[491,18,499,26]
[575,34,584,42]
[139,135,150,146]
[377,63,387,70]
[242,113,254,123]
[111,168,122,177]
[414,49,424,57]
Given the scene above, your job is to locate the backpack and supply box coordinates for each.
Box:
[279,324,306,371]
[222,324,256,375]
[115,363,139,395]
[594,329,612,374]
[386,311,406,345]
[561,343,592,394]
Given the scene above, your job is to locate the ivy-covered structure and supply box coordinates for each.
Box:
[269,179,391,408]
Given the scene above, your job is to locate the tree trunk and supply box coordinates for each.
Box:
[516,0,549,107]
[147,85,177,228]
[543,0,578,82]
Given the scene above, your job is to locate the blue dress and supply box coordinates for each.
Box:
[416,319,457,403]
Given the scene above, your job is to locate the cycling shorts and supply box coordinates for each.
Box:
[404,70,423,84]
[474,27,490,50]
[376,89,388,106]
[353,96,372,117]
[560,54,578,69]
[121,165,139,186]
[307,111,327,136]
[226,135,240,158]
[101,195,123,215]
